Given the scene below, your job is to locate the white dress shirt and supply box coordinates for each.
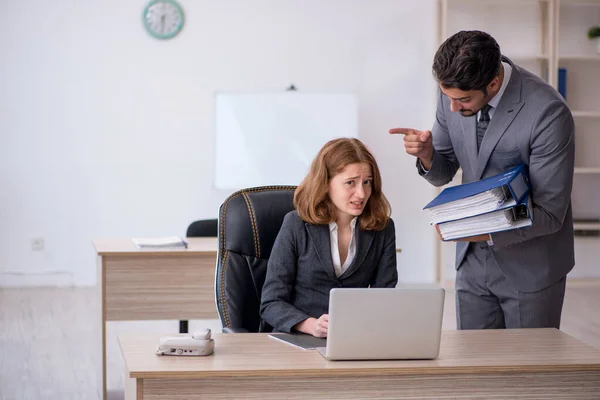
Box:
[478,61,512,123]
[329,218,358,277]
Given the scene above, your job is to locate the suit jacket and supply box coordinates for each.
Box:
[423,56,575,293]
[260,210,398,333]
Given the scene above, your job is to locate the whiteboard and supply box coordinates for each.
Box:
[214,92,358,190]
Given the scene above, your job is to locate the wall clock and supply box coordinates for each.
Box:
[142,0,184,40]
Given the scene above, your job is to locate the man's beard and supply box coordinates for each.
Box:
[459,109,476,117]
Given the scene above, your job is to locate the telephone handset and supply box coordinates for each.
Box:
[156,328,215,356]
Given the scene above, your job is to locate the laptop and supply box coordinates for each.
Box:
[316,286,445,361]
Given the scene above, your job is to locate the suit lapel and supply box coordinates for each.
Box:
[339,224,374,280]
[476,57,525,179]
[305,223,337,280]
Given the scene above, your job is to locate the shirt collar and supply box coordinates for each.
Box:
[487,61,512,110]
[329,217,358,232]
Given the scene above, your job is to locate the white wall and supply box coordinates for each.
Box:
[0,0,439,287]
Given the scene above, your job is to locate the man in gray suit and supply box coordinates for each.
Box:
[390,30,575,330]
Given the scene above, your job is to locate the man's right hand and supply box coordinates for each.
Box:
[389,128,434,170]
[294,314,328,338]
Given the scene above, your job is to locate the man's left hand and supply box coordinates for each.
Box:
[435,225,490,242]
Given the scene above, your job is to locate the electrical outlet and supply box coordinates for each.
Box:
[31,237,44,251]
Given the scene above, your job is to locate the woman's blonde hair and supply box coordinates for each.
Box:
[294,138,391,231]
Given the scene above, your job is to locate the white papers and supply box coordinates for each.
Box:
[424,165,532,240]
[438,208,532,241]
[132,236,188,249]
[428,187,508,225]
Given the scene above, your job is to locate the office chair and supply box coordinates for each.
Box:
[179,218,218,334]
[186,219,218,238]
[215,185,297,333]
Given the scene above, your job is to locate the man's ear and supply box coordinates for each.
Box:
[488,76,500,92]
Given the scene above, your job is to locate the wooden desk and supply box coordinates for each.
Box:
[93,238,218,400]
[119,329,600,399]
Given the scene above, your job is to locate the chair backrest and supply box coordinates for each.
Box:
[186,219,218,237]
[215,185,297,333]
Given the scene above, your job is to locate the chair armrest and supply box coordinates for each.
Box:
[222,327,249,333]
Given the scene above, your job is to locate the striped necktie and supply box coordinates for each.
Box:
[477,104,492,151]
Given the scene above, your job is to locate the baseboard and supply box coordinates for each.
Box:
[0,271,76,287]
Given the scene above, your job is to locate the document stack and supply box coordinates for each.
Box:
[424,164,532,241]
[132,236,188,249]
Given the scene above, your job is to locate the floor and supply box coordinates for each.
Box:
[1,283,599,400]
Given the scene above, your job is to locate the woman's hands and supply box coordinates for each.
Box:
[294,314,329,338]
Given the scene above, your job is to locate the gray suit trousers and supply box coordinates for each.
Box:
[456,243,566,330]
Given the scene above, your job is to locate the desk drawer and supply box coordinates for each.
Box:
[102,255,218,320]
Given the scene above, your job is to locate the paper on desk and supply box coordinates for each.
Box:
[132,236,188,248]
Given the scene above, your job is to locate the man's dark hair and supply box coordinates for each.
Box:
[432,30,502,93]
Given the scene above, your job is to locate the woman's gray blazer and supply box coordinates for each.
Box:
[260,210,398,333]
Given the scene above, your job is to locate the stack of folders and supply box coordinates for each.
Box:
[424,164,532,241]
